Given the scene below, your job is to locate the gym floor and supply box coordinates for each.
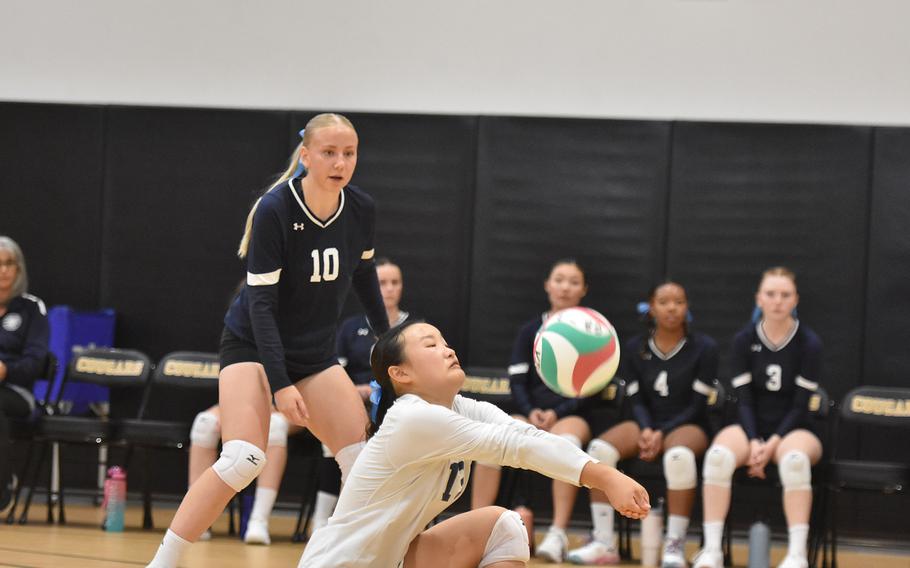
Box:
[0,502,907,567]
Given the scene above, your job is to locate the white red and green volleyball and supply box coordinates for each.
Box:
[533,307,620,398]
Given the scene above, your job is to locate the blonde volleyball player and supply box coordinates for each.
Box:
[147,113,389,567]
[692,267,823,568]
[298,320,650,567]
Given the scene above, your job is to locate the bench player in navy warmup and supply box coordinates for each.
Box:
[568,281,718,567]
[693,267,823,568]
[147,113,390,567]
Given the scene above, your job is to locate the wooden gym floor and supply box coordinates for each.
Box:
[0,502,907,567]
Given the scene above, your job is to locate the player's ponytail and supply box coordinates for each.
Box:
[367,319,424,438]
[237,112,357,259]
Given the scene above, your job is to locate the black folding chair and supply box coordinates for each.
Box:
[16,348,151,524]
[723,387,833,568]
[5,353,58,524]
[822,386,910,568]
[114,351,219,529]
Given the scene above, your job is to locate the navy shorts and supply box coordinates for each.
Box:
[218,326,338,382]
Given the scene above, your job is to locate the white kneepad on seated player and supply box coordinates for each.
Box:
[189,411,220,449]
[778,450,812,492]
[702,445,736,488]
[663,446,698,490]
[587,438,620,468]
[268,412,289,447]
[480,510,530,567]
[213,440,267,492]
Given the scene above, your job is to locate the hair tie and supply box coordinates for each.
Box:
[298,128,306,139]
[369,379,383,423]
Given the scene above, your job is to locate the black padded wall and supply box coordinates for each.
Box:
[291,112,479,354]
[0,103,105,308]
[469,117,672,366]
[666,123,872,400]
[101,106,291,360]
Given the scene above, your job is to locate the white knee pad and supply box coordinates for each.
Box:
[189,411,220,449]
[778,450,812,492]
[213,440,267,492]
[702,445,736,488]
[587,439,620,468]
[268,412,289,447]
[480,510,530,567]
[663,446,698,490]
[335,441,366,484]
[560,433,582,449]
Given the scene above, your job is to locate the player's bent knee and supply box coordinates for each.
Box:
[663,445,697,490]
[778,450,812,492]
[213,440,267,492]
[480,509,530,567]
[189,411,220,449]
[702,445,736,488]
[268,412,289,447]
[588,438,620,468]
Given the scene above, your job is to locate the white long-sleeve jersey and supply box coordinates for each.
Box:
[298,393,595,567]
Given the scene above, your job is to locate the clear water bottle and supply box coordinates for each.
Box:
[747,521,771,568]
[102,466,127,532]
[640,497,664,567]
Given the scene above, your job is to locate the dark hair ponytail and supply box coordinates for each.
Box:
[367,319,424,438]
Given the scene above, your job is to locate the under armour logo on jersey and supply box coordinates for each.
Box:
[293,223,305,231]
[246,454,261,466]
[751,344,762,352]
[357,327,370,336]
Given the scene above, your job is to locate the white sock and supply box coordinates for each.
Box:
[312,491,338,531]
[335,441,366,484]
[787,524,809,559]
[147,529,191,568]
[667,514,690,540]
[591,502,615,544]
[250,487,278,523]
[703,521,724,552]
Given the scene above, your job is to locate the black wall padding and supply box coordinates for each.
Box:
[0,103,105,308]
[469,117,672,366]
[667,123,872,400]
[291,112,479,354]
[101,107,292,359]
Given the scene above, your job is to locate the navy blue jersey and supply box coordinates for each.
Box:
[224,178,390,393]
[0,294,49,401]
[508,314,581,418]
[730,321,822,440]
[337,311,410,385]
[623,332,717,434]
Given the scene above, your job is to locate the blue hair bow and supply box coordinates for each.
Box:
[369,379,382,423]
[292,128,307,178]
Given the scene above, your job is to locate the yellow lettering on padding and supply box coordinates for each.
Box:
[163,360,220,379]
[850,395,910,418]
[461,377,511,396]
[75,356,145,377]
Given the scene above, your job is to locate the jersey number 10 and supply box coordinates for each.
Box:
[310,248,340,283]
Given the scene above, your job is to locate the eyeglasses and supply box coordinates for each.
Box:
[0,260,18,269]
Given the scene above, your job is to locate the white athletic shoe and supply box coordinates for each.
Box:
[776,555,809,568]
[536,527,568,563]
[566,538,620,565]
[198,529,212,541]
[661,536,687,568]
[243,518,271,545]
[691,548,724,568]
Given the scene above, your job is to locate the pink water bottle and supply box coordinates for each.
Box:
[102,466,127,532]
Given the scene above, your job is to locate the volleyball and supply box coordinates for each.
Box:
[533,307,620,398]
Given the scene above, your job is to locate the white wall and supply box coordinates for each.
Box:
[2,0,908,125]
